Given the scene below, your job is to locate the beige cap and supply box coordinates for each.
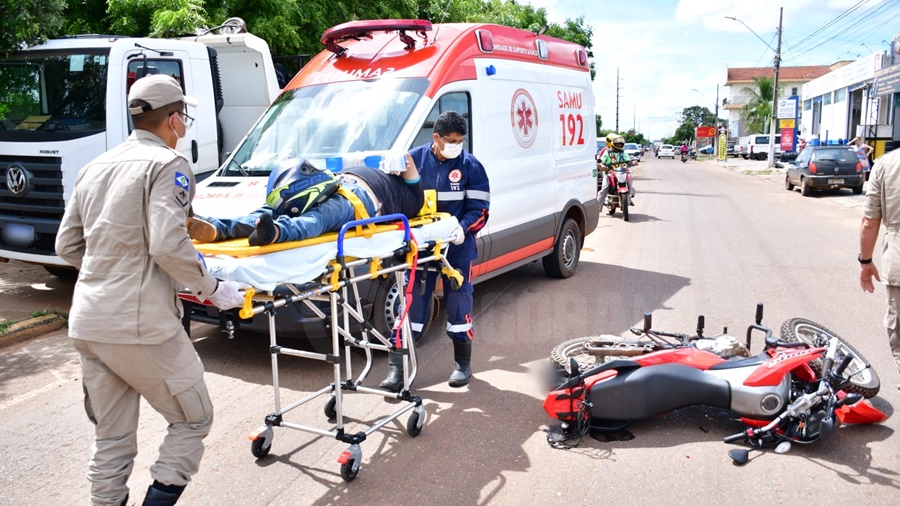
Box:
[128,74,199,115]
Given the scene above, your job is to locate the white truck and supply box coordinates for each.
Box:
[737,133,782,161]
[0,19,281,274]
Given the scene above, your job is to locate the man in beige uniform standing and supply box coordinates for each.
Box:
[859,148,900,391]
[56,75,249,506]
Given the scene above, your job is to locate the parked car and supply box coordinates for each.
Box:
[784,145,864,197]
[727,141,735,156]
[657,144,676,159]
[698,145,714,155]
[623,142,642,161]
[738,134,782,160]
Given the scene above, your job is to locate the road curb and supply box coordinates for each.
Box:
[0,314,68,349]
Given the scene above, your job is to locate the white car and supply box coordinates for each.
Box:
[657,144,676,159]
[623,142,642,161]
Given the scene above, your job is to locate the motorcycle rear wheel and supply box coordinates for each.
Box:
[549,336,650,372]
[780,318,881,398]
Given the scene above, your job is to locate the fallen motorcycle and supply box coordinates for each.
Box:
[543,305,887,464]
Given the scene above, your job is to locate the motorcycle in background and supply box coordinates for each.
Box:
[543,304,887,463]
[600,161,634,221]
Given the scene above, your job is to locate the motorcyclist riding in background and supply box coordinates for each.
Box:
[680,142,689,155]
[597,133,635,209]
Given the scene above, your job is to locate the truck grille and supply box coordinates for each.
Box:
[0,155,65,255]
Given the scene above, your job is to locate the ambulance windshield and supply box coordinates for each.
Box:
[225,78,429,176]
[0,50,109,142]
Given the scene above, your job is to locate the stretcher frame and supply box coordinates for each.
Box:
[217,213,461,482]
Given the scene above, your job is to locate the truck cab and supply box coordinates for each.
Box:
[0,20,280,269]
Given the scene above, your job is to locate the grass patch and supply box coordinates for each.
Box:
[742,169,774,176]
[0,309,68,335]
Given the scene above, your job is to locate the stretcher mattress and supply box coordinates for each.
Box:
[196,213,458,291]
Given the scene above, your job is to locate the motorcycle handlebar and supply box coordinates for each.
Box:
[835,355,854,377]
[723,431,749,444]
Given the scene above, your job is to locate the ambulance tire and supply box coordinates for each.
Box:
[372,277,435,342]
[542,218,581,279]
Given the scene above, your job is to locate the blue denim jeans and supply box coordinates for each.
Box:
[205,183,376,243]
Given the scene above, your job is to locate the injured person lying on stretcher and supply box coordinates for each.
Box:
[188,155,464,246]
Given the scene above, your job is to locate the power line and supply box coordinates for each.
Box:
[782,0,897,63]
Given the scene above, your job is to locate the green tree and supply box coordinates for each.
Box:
[740,76,774,135]
[681,105,716,128]
[2,0,66,56]
[595,114,602,136]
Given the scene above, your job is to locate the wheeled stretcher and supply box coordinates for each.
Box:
[187,209,462,481]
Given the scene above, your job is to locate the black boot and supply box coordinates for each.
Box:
[378,352,404,392]
[142,481,185,506]
[448,341,472,388]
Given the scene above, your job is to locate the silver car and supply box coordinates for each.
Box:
[623,142,642,161]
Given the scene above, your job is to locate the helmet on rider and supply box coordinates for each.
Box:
[606,133,626,152]
[266,158,339,217]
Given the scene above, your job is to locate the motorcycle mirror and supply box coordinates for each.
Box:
[728,448,751,465]
[835,393,863,408]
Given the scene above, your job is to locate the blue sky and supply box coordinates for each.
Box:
[524,0,900,140]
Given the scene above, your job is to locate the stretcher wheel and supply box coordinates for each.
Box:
[340,460,359,482]
[406,411,423,437]
[250,436,271,459]
[324,396,337,419]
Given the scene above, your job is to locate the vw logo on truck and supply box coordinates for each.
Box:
[5,163,29,196]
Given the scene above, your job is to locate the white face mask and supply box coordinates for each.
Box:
[440,142,463,159]
[170,114,188,151]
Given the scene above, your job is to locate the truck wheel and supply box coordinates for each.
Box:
[43,266,77,279]
[542,218,582,279]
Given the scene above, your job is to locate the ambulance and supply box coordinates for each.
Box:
[186,19,600,338]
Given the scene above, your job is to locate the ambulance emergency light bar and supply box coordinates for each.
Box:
[325,151,409,174]
[321,19,433,56]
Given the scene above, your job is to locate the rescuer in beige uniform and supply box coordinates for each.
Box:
[859,148,900,391]
[56,75,249,506]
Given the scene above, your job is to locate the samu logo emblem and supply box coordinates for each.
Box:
[6,164,29,196]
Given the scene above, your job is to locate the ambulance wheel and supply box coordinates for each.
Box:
[542,218,581,279]
[250,436,271,459]
[340,460,359,482]
[371,278,433,341]
[407,411,423,437]
[324,396,337,419]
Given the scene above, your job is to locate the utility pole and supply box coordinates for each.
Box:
[767,7,783,168]
[616,67,620,132]
[715,83,720,159]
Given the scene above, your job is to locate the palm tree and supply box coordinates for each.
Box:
[740,76,774,134]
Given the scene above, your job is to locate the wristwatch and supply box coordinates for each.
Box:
[858,254,873,265]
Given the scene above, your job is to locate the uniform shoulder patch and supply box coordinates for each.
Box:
[174,172,190,208]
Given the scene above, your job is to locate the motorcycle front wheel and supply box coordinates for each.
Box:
[780,318,881,398]
[621,193,630,221]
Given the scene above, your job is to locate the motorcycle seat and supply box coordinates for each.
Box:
[708,354,768,370]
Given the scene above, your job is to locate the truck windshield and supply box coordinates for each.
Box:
[0,50,109,141]
[223,78,428,176]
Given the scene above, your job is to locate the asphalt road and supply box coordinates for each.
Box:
[1,155,898,505]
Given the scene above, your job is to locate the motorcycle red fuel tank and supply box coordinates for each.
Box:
[743,347,824,387]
